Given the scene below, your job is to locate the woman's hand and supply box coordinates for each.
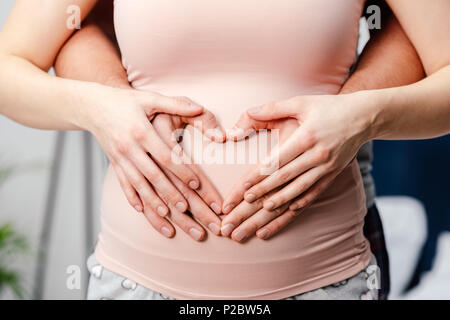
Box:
[83,85,224,239]
[222,93,373,239]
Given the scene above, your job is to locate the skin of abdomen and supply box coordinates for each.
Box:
[94,0,371,299]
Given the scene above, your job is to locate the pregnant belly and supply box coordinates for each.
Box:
[95,75,371,299]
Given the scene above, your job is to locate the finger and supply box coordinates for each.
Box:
[184,110,226,142]
[289,170,339,211]
[153,116,223,213]
[222,158,282,214]
[256,171,339,240]
[140,122,200,190]
[220,198,264,237]
[246,98,302,121]
[221,170,255,214]
[227,112,268,142]
[130,147,189,213]
[228,111,297,142]
[138,92,204,117]
[221,159,283,214]
[244,148,319,202]
[222,167,268,214]
[188,164,223,214]
[143,207,175,238]
[167,206,206,242]
[116,156,170,217]
[111,162,143,213]
[230,202,290,243]
[221,138,299,213]
[223,128,315,212]
[258,128,315,177]
[263,165,329,211]
[163,168,222,236]
[255,210,301,240]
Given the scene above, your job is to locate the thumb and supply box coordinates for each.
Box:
[227,112,268,141]
[140,92,204,117]
[184,110,226,142]
[246,99,299,121]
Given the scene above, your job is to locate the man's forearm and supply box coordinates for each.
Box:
[54,14,129,89]
[340,14,425,95]
[58,5,424,102]
[56,5,449,142]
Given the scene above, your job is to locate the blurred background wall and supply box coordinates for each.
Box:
[373,138,450,289]
[0,0,449,300]
[0,1,103,300]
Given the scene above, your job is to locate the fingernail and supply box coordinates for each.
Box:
[210,202,221,214]
[221,223,235,237]
[227,127,244,140]
[176,201,187,212]
[157,206,168,217]
[247,106,261,114]
[161,227,172,238]
[212,127,225,142]
[188,103,203,110]
[244,193,256,202]
[189,228,203,241]
[264,201,275,211]
[208,223,221,235]
[290,203,298,210]
[189,180,199,189]
[134,205,143,212]
[257,228,270,239]
[223,203,235,214]
[244,182,252,190]
[233,229,247,242]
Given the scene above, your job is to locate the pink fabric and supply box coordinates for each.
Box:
[95,0,371,299]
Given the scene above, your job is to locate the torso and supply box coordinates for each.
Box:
[95,0,371,299]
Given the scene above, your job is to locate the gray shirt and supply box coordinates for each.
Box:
[357,141,376,208]
[353,21,376,209]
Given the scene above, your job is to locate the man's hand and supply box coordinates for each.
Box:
[149,113,225,240]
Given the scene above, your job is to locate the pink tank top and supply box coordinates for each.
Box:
[95,0,371,299]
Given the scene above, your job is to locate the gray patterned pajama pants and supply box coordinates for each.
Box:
[87,254,379,300]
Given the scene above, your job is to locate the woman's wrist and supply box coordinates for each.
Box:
[345,88,397,143]
[69,80,109,132]
[69,76,131,132]
[333,91,376,146]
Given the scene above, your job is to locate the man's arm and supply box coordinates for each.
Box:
[54,0,129,89]
[341,2,425,94]
[364,0,450,140]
